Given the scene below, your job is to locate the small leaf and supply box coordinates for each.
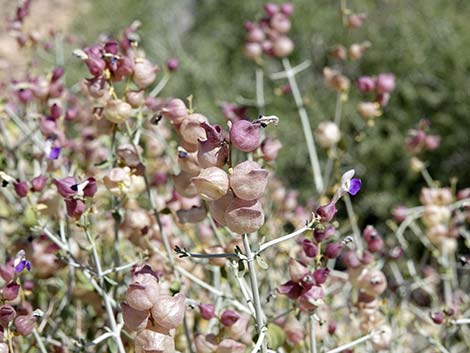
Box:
[160,207,172,215]
[267,323,286,349]
[72,48,88,60]
[256,255,269,270]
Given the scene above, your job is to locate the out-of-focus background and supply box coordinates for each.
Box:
[2,0,469,224]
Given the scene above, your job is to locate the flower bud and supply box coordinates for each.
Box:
[224,198,265,234]
[324,242,344,259]
[0,305,16,325]
[180,114,208,145]
[125,272,160,311]
[13,180,29,197]
[425,135,441,150]
[150,293,185,331]
[2,282,20,301]
[0,261,15,283]
[391,206,407,223]
[31,175,47,192]
[166,57,179,71]
[121,303,149,332]
[229,161,268,201]
[348,42,370,61]
[422,205,450,227]
[313,225,335,242]
[264,3,279,16]
[430,311,444,324]
[316,202,337,222]
[134,330,175,353]
[220,309,240,327]
[272,36,294,57]
[280,3,294,16]
[375,73,395,94]
[103,167,132,197]
[133,58,158,89]
[347,13,367,28]
[328,321,337,335]
[199,303,215,320]
[315,121,341,148]
[246,27,265,42]
[302,239,318,258]
[192,167,229,201]
[356,76,376,93]
[324,67,350,92]
[104,99,133,124]
[65,198,86,220]
[230,120,260,152]
[330,45,347,61]
[357,102,381,119]
[14,315,36,336]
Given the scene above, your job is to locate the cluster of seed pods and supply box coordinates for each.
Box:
[341,226,391,352]
[355,73,396,121]
[0,252,37,352]
[163,98,277,236]
[243,2,295,60]
[121,265,185,353]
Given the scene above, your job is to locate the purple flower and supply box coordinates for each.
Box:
[13,250,31,273]
[348,178,362,195]
[332,169,362,203]
[48,147,61,160]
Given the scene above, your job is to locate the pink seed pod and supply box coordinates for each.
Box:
[192,167,229,201]
[14,315,36,336]
[218,339,246,353]
[375,73,395,94]
[270,13,291,33]
[176,206,207,224]
[288,258,309,282]
[357,76,376,93]
[371,325,392,351]
[284,316,304,344]
[347,13,367,29]
[198,303,215,320]
[316,202,337,222]
[178,150,201,174]
[0,261,15,283]
[220,309,240,327]
[150,293,185,331]
[246,26,265,42]
[13,180,29,197]
[357,102,381,119]
[121,303,149,332]
[65,198,86,220]
[0,305,16,325]
[225,313,250,340]
[166,57,180,72]
[126,90,146,108]
[197,123,228,168]
[125,272,160,311]
[261,138,282,161]
[2,282,20,301]
[359,269,387,297]
[244,42,263,59]
[264,3,279,17]
[348,42,370,61]
[323,67,350,92]
[30,175,47,192]
[272,36,294,57]
[39,117,57,135]
[229,160,268,201]
[342,250,361,268]
[315,121,341,148]
[224,197,265,234]
[103,99,133,124]
[330,45,347,61]
[230,120,260,152]
[424,135,441,150]
[32,77,50,100]
[430,311,445,325]
[298,286,325,312]
[133,58,158,89]
[173,171,199,198]
[194,333,218,353]
[134,329,175,353]
[391,205,408,223]
[324,242,344,259]
[180,114,208,145]
[280,3,294,16]
[313,225,335,243]
[162,98,188,120]
[207,191,234,226]
[0,343,7,353]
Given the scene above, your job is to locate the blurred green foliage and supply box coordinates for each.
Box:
[73,0,470,224]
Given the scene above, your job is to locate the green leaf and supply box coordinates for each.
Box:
[267,323,286,349]
[256,255,269,270]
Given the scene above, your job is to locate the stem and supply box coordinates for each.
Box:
[282,58,323,193]
[242,233,267,353]
[257,223,312,254]
[256,68,265,115]
[32,328,48,353]
[251,326,268,353]
[452,318,470,325]
[325,331,381,353]
[344,194,362,252]
[309,315,317,353]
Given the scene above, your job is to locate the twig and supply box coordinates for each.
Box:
[325,330,381,353]
[257,222,313,254]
